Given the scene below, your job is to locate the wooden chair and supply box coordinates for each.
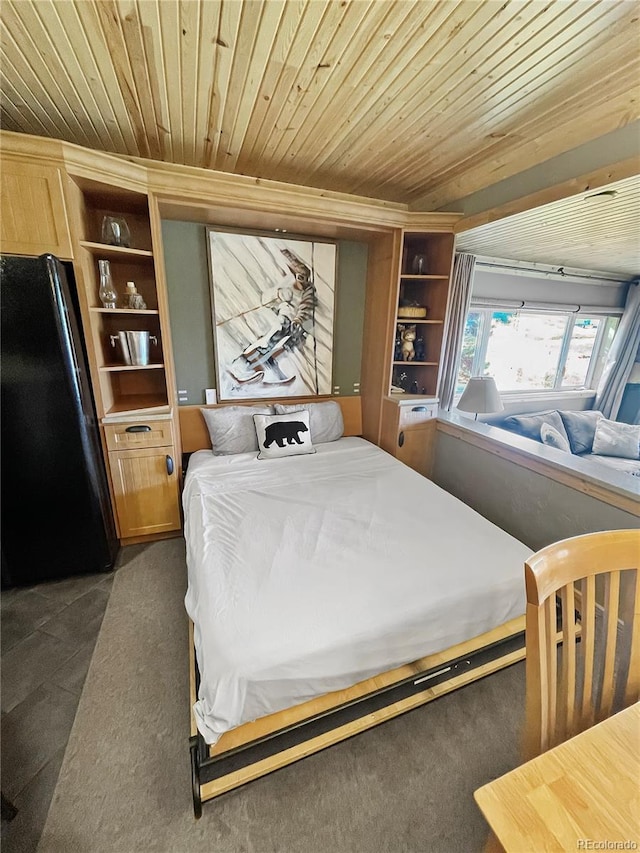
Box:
[524,528,640,760]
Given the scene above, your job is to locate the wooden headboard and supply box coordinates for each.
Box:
[178,396,363,453]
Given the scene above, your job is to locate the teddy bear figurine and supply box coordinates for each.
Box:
[400,324,416,361]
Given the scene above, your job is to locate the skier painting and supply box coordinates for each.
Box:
[208,231,336,401]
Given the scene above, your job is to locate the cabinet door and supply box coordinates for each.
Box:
[109,446,181,539]
[1,160,73,258]
[397,421,436,478]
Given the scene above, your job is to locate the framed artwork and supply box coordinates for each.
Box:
[207,228,336,401]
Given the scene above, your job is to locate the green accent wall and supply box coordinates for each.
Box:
[161,220,368,405]
[161,221,216,405]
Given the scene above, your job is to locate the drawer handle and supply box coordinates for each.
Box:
[125,425,151,433]
[398,431,404,448]
[166,454,174,476]
[411,406,428,412]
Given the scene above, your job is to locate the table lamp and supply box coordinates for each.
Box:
[457,376,504,420]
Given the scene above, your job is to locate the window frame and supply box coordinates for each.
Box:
[457,304,619,397]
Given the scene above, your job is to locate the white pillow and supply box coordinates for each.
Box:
[540,422,571,453]
[253,411,315,460]
[274,401,344,444]
[200,405,274,455]
[591,418,640,460]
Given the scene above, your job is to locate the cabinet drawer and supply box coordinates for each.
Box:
[398,402,437,428]
[104,419,174,451]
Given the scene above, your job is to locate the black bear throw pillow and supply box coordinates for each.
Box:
[253,411,316,460]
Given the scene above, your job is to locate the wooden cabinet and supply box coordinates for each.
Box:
[397,421,437,478]
[373,231,453,474]
[105,417,180,540]
[0,158,72,258]
[0,133,461,542]
[381,396,437,478]
[391,231,455,398]
[65,175,181,542]
[360,224,456,445]
[109,445,180,539]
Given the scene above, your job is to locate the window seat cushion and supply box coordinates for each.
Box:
[502,410,569,444]
[558,409,603,454]
[579,453,640,478]
[496,407,640,478]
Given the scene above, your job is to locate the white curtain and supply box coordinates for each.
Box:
[594,281,640,420]
[440,252,476,410]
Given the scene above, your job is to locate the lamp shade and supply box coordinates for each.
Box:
[457,376,504,415]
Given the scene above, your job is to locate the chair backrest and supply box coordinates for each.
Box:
[524,529,640,760]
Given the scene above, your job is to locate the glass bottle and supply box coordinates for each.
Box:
[98,260,118,308]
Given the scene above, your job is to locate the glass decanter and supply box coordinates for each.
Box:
[98,259,118,308]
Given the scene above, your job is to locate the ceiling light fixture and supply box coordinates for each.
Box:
[584,190,618,201]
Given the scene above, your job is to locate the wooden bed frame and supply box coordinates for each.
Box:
[180,397,526,817]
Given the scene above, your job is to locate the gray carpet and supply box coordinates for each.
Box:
[38,539,525,853]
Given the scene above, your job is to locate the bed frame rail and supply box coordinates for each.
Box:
[188,619,526,817]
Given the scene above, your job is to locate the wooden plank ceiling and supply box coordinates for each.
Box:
[455,175,640,276]
[1,0,639,208]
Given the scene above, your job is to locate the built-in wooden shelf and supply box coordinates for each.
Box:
[395,318,444,324]
[99,363,165,373]
[89,307,160,315]
[393,360,439,366]
[68,176,181,542]
[400,274,449,280]
[104,396,171,417]
[79,240,154,259]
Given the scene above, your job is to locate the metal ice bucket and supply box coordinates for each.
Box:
[110,331,158,366]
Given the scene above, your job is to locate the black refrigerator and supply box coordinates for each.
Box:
[1,254,119,587]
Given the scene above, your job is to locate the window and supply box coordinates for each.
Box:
[456,308,619,396]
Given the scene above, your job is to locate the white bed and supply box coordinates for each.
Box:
[183,436,531,745]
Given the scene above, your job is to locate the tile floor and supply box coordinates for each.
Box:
[1,547,142,853]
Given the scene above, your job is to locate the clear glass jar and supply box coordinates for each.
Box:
[98,260,118,308]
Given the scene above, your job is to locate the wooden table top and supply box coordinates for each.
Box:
[474,703,640,852]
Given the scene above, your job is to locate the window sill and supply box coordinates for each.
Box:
[436,411,639,516]
[497,389,596,399]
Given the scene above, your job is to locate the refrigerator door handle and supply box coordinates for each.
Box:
[48,260,84,407]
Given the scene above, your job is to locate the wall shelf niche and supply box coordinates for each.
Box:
[67,176,170,417]
[391,231,455,398]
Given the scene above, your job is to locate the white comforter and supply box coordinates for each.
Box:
[183,437,530,744]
